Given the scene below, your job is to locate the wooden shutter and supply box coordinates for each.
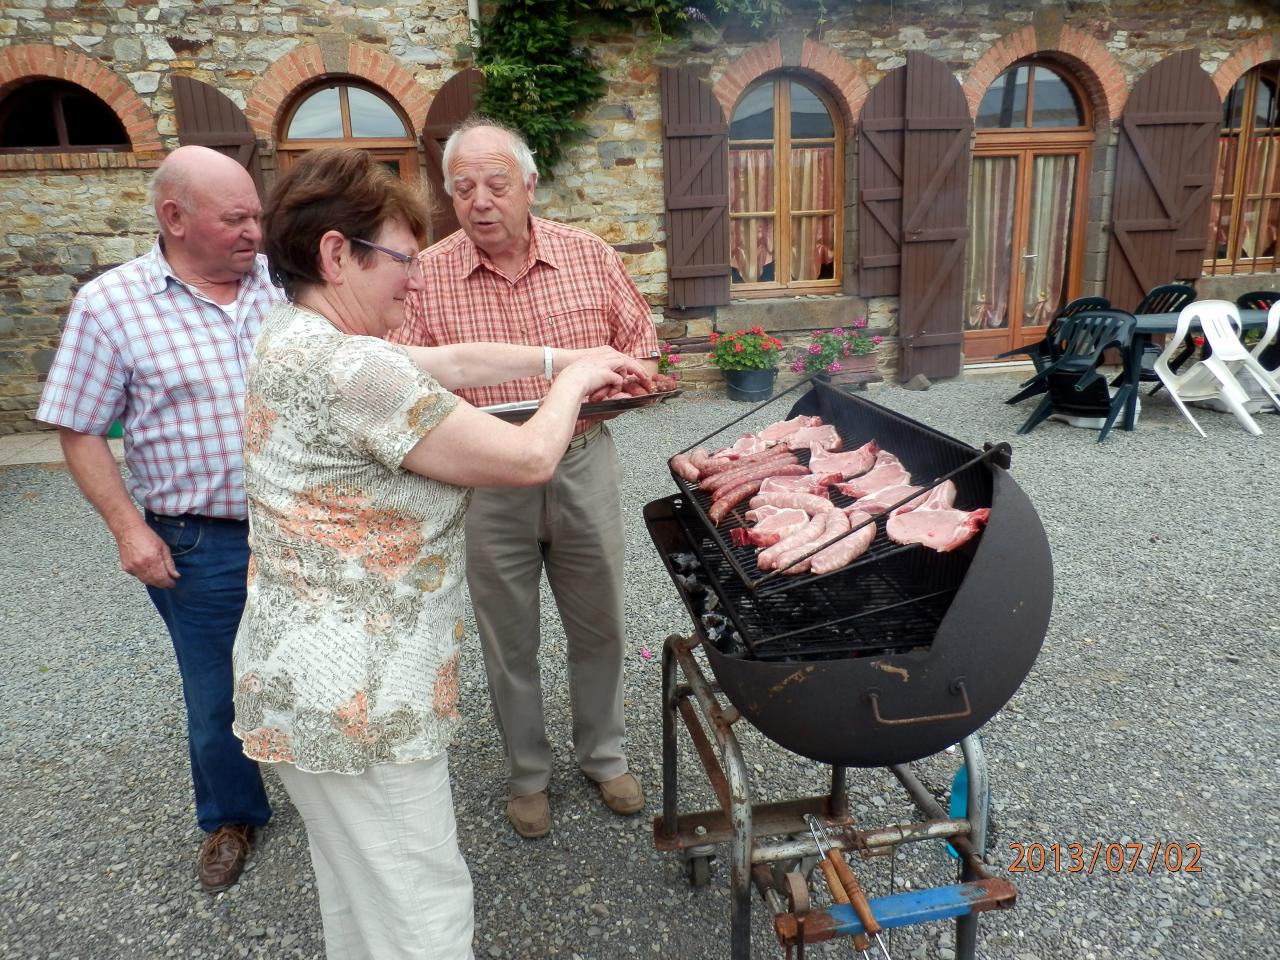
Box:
[897,52,972,381]
[661,66,730,308]
[422,68,483,243]
[171,76,263,193]
[858,64,906,296]
[1104,50,1220,311]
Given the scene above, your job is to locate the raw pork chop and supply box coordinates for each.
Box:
[851,483,924,515]
[884,478,986,553]
[835,451,911,498]
[746,508,811,548]
[758,415,823,443]
[785,425,843,452]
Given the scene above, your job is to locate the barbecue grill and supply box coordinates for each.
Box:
[646,379,1053,959]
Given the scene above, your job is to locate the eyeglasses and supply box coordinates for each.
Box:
[350,237,423,280]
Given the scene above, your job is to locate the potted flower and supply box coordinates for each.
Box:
[708,326,785,401]
[654,341,681,391]
[789,319,883,382]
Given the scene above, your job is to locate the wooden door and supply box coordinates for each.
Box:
[171,75,264,194]
[897,52,972,382]
[422,68,482,243]
[964,148,1088,361]
[1105,49,1220,310]
[661,66,730,309]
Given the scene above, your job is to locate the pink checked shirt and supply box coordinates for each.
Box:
[394,217,658,432]
[36,241,283,519]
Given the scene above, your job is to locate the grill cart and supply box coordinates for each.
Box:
[645,380,1053,959]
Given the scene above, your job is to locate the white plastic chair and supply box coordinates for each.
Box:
[1152,300,1280,437]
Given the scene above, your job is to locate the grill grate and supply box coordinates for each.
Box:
[658,381,1006,662]
[668,494,966,661]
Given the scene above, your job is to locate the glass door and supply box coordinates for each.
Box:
[964,149,1083,361]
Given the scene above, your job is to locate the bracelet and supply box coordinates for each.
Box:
[543,345,554,381]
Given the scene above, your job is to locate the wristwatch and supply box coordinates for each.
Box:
[543,345,554,381]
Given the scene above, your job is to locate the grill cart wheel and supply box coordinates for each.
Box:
[685,849,715,887]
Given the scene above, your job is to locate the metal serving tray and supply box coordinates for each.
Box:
[480,388,682,422]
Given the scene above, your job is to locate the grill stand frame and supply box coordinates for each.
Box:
[654,634,1016,959]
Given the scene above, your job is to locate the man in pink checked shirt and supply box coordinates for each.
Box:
[37,145,283,893]
[394,117,659,841]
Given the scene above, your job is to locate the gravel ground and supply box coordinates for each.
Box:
[2,373,1277,960]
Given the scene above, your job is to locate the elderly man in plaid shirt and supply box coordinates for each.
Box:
[37,145,283,891]
[394,118,659,840]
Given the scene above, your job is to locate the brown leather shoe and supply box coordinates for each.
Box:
[597,773,644,815]
[505,791,551,839]
[197,824,253,893]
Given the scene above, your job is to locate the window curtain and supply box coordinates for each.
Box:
[964,156,1017,329]
[730,149,775,283]
[1022,154,1076,327]
[790,146,835,281]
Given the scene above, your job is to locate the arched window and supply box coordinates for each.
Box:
[964,60,1092,362]
[1205,62,1280,276]
[276,82,418,181]
[0,79,129,152]
[729,76,842,296]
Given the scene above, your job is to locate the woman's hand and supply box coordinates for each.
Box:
[558,351,655,399]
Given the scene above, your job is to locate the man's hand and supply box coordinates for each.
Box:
[118,524,181,588]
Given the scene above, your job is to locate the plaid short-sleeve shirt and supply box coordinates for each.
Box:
[394,217,658,430]
[36,242,284,519]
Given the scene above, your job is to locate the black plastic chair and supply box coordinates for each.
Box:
[1235,290,1280,312]
[1236,292,1280,370]
[1001,296,1112,405]
[1016,310,1138,443]
[1133,284,1197,392]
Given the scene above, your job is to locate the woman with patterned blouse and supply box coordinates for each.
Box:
[230,148,650,960]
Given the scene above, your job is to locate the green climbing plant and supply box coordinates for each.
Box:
[471,0,827,177]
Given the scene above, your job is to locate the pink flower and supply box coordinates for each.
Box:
[808,342,822,355]
[872,335,883,345]
[790,359,806,373]
[639,645,654,661]
[832,327,845,336]
[827,360,842,373]
[669,353,681,364]
[852,316,868,329]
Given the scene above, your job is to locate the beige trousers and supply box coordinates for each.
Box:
[465,426,629,797]
[275,755,474,960]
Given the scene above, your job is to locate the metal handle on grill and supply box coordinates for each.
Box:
[864,679,971,726]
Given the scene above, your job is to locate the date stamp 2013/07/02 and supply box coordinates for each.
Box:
[1008,841,1202,876]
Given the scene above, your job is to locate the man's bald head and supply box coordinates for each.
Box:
[151,145,264,286]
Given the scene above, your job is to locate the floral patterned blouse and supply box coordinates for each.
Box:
[232,303,468,775]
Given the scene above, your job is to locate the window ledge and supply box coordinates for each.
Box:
[0,151,164,172]
[718,294,867,334]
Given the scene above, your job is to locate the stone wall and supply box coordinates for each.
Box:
[1,0,1278,429]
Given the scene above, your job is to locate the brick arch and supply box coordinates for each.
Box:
[1212,35,1280,99]
[963,25,1128,124]
[244,42,429,142]
[713,37,865,130]
[0,43,162,151]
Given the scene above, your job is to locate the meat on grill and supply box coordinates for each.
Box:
[749,491,835,515]
[809,440,879,480]
[758,415,823,442]
[669,451,701,483]
[834,451,911,498]
[810,509,877,575]
[785,424,843,452]
[701,454,801,493]
[852,483,924,515]
[746,507,810,547]
[884,478,986,552]
[698,445,792,478]
[758,475,834,497]
[757,510,833,570]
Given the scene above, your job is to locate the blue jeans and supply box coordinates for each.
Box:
[145,513,271,834]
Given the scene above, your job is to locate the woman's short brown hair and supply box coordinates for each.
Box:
[264,147,431,299]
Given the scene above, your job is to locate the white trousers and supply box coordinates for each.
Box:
[276,755,475,960]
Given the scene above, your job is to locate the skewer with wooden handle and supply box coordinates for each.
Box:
[806,816,872,957]
[806,815,891,960]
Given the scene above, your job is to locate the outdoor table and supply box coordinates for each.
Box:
[1121,308,1271,429]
